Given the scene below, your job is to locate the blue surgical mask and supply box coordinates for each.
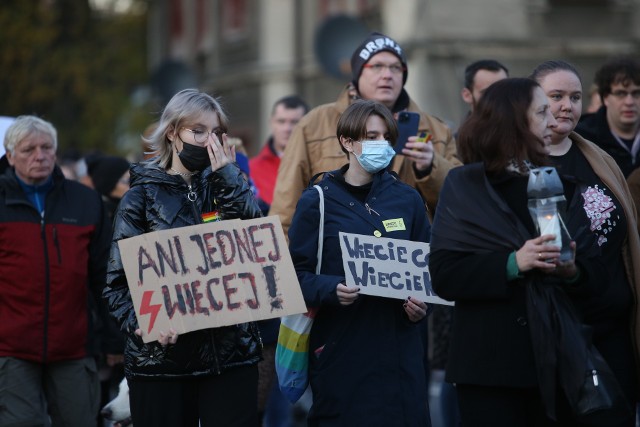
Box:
[355,140,395,174]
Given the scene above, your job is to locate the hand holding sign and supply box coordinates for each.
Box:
[118,216,307,343]
[338,231,453,306]
[403,296,428,322]
[135,327,179,346]
[158,328,179,346]
[336,283,360,306]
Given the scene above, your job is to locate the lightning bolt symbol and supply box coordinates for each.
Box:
[139,290,161,334]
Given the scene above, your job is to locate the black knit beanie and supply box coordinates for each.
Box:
[88,156,130,197]
[351,32,408,91]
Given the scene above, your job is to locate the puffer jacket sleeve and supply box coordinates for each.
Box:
[103,185,147,334]
[209,163,262,220]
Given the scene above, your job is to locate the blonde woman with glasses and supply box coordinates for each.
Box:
[104,88,263,427]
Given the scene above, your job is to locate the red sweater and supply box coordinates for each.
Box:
[249,140,280,206]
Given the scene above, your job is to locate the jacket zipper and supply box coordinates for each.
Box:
[210,329,221,374]
[53,226,61,264]
[187,184,201,222]
[186,182,221,372]
[40,214,51,364]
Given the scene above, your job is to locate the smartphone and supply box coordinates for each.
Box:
[395,111,420,154]
[416,131,432,143]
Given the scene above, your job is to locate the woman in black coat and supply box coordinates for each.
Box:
[103,89,263,427]
[429,78,617,426]
[531,60,639,427]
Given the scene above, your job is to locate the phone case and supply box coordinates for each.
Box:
[395,111,420,153]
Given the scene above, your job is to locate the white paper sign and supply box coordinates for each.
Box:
[338,232,453,306]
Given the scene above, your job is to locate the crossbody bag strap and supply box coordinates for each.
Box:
[313,185,324,274]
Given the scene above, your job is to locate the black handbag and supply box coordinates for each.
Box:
[572,345,632,426]
[527,281,632,425]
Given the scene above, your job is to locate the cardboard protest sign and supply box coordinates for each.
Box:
[339,232,453,306]
[118,216,307,343]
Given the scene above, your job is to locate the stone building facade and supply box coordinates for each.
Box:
[147,0,640,155]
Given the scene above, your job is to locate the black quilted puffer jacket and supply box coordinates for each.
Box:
[103,160,262,379]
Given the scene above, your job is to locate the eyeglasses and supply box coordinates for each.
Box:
[610,90,640,100]
[180,127,224,145]
[362,63,406,75]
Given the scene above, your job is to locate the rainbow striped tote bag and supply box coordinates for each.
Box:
[275,307,318,403]
[275,184,325,403]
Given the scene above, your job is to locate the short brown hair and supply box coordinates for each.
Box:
[336,100,398,156]
[457,77,548,174]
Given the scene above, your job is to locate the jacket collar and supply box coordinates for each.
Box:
[130,160,210,191]
[336,83,415,115]
[1,166,65,206]
[321,166,396,202]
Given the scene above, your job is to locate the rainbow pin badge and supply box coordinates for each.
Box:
[201,211,220,223]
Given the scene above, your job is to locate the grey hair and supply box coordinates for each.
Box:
[4,115,58,155]
[143,89,229,168]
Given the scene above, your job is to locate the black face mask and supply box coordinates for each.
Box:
[178,142,210,172]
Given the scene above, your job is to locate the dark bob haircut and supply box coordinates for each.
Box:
[336,100,398,156]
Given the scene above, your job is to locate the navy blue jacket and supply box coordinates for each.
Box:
[288,167,431,427]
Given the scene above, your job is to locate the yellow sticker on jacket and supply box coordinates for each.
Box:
[382,218,406,232]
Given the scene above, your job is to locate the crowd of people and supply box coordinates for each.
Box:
[1,30,640,427]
